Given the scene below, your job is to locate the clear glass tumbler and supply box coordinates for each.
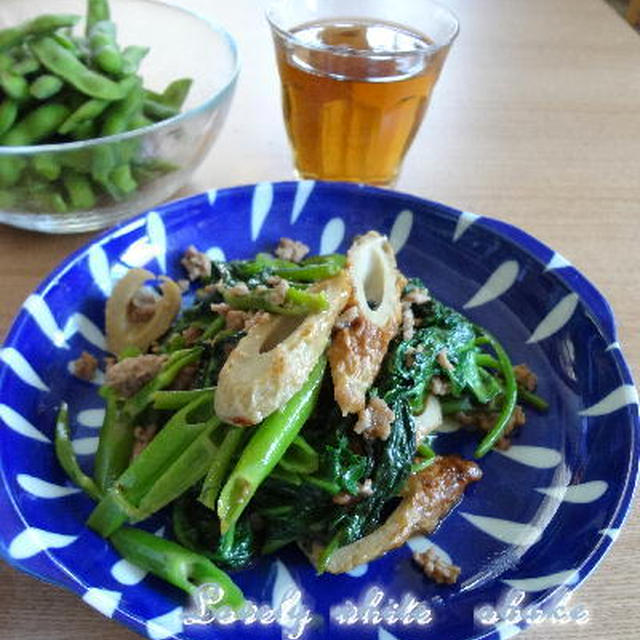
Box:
[267,0,459,186]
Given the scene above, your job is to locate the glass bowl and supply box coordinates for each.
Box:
[0,0,239,233]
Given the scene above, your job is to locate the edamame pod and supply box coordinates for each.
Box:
[62,169,96,209]
[32,153,61,181]
[0,70,29,100]
[0,99,18,136]
[86,0,111,35]
[89,20,123,75]
[120,45,149,76]
[1,103,70,145]
[0,14,80,51]
[30,74,64,99]
[31,37,126,100]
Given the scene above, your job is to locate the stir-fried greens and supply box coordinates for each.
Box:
[56,232,547,607]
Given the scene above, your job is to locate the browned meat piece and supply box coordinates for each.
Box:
[181,245,212,281]
[264,276,289,305]
[430,376,450,396]
[127,285,158,323]
[182,325,204,346]
[73,351,98,381]
[225,281,250,297]
[401,301,415,341]
[210,302,269,332]
[413,549,461,584]
[332,479,374,506]
[318,455,482,574]
[456,404,527,450]
[513,364,538,391]
[131,424,158,459]
[105,354,167,397]
[402,287,430,305]
[437,349,455,372]
[275,237,310,263]
[169,362,199,391]
[354,396,395,441]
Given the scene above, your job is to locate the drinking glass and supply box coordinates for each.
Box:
[267,0,459,186]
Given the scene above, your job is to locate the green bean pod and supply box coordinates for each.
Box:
[110,527,244,607]
[217,357,326,533]
[54,403,102,501]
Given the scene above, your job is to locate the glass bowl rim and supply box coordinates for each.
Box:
[0,0,241,156]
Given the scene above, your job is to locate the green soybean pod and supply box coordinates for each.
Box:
[162,78,192,109]
[143,97,179,121]
[120,45,149,76]
[0,52,13,70]
[89,20,123,76]
[32,153,61,181]
[69,119,98,140]
[0,70,29,100]
[0,14,80,51]
[0,99,18,136]
[0,157,26,187]
[58,98,108,135]
[109,163,137,195]
[1,103,70,145]
[30,74,64,100]
[62,170,97,209]
[101,78,143,136]
[11,53,41,76]
[30,37,126,101]
[86,0,111,35]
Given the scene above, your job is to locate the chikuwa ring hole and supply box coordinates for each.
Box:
[363,250,385,311]
[260,315,306,353]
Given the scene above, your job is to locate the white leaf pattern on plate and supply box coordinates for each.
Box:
[146,211,167,273]
[251,181,273,241]
[535,481,608,504]
[77,408,106,428]
[23,294,69,349]
[63,313,106,350]
[88,245,112,297]
[9,527,77,559]
[460,513,542,546]
[291,180,315,224]
[503,569,579,592]
[320,217,345,255]
[72,436,100,456]
[579,384,638,417]
[496,446,562,469]
[464,261,519,309]
[389,209,413,253]
[0,347,49,391]
[526,293,579,344]
[17,474,80,499]
[146,607,184,640]
[544,252,571,271]
[0,403,50,443]
[207,188,217,206]
[82,588,122,618]
[453,211,480,242]
[406,537,453,565]
[111,558,147,586]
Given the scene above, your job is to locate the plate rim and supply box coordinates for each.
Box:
[0,180,638,640]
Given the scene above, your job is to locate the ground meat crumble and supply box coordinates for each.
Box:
[132,424,158,459]
[332,479,374,506]
[456,404,527,450]
[105,354,167,397]
[274,237,310,263]
[73,351,99,381]
[413,548,461,584]
[514,363,537,391]
[181,245,212,281]
[401,301,415,341]
[354,397,395,441]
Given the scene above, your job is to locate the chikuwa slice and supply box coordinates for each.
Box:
[215,272,351,426]
[329,231,405,415]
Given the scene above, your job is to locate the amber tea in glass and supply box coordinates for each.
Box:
[267,0,459,186]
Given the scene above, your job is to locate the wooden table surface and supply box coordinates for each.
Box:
[1,0,639,638]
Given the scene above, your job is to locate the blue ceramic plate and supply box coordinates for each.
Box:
[0,181,638,640]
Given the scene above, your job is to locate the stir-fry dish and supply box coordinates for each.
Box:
[57,231,547,607]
